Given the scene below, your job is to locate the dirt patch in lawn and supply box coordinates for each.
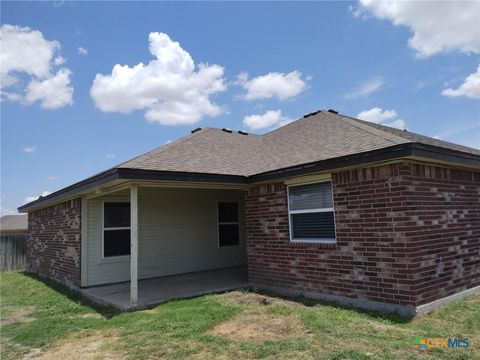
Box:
[1,306,35,326]
[219,291,303,308]
[210,312,312,342]
[22,331,123,360]
[79,313,103,319]
[142,308,160,314]
[367,320,413,335]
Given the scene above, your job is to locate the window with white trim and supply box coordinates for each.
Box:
[103,202,131,257]
[218,202,240,247]
[288,181,336,243]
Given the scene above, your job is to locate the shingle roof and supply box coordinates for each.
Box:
[0,215,28,232]
[118,111,480,177]
[18,110,480,212]
[119,128,264,176]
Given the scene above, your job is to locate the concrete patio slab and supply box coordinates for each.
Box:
[80,266,250,310]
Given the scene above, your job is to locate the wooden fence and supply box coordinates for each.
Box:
[1,233,27,271]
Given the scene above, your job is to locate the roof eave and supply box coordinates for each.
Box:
[18,142,480,212]
[18,168,120,213]
[248,142,480,183]
[18,168,248,213]
[117,168,248,184]
[410,143,480,168]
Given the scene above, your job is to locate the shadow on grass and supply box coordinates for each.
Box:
[250,288,413,324]
[21,271,413,324]
[22,271,123,319]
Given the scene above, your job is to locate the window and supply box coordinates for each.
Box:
[218,202,240,247]
[103,202,131,257]
[288,181,336,243]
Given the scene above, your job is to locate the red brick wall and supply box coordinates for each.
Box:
[246,161,480,308]
[405,164,480,305]
[26,198,81,288]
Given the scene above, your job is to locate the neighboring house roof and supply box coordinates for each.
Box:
[0,215,28,232]
[18,110,480,212]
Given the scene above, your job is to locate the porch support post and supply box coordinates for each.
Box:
[130,184,138,309]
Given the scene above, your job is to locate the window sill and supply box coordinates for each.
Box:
[290,238,336,244]
[288,240,337,249]
[219,243,241,248]
[99,255,131,264]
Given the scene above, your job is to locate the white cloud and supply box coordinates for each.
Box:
[77,47,88,55]
[25,69,73,109]
[243,110,293,130]
[238,71,309,101]
[441,65,480,100]
[345,76,384,98]
[0,24,73,108]
[383,119,406,130]
[47,175,60,180]
[2,91,22,101]
[164,139,173,145]
[90,32,226,125]
[357,107,406,130]
[355,0,480,58]
[54,56,65,65]
[105,154,116,159]
[1,24,57,82]
[21,146,36,153]
[357,107,397,123]
[24,190,51,204]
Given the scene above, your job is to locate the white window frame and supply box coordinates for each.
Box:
[217,201,240,248]
[102,200,132,260]
[287,180,336,244]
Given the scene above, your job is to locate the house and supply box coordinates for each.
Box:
[1,214,28,271]
[1,214,27,235]
[18,110,480,316]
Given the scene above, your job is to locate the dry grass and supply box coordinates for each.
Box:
[210,312,312,342]
[1,306,35,326]
[2,273,479,360]
[218,291,302,308]
[22,331,123,360]
[212,292,312,342]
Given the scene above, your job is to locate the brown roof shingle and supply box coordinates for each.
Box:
[119,111,480,176]
[18,110,480,212]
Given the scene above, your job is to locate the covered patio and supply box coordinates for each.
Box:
[81,266,249,310]
[80,181,248,310]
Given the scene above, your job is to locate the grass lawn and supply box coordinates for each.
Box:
[1,272,478,360]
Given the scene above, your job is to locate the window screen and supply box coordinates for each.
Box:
[218,202,240,247]
[103,202,131,257]
[288,182,336,242]
[289,182,333,211]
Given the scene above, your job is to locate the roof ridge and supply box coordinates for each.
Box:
[337,114,411,145]
[118,128,213,168]
[205,127,261,136]
[262,118,300,137]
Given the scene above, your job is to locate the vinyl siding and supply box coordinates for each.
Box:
[85,187,246,286]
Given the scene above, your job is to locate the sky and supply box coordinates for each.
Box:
[1,1,479,215]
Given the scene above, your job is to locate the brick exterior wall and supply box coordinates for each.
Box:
[406,164,480,305]
[26,198,82,288]
[246,161,480,308]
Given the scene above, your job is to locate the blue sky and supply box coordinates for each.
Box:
[1,1,479,215]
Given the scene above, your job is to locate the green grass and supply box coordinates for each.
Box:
[1,271,479,360]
